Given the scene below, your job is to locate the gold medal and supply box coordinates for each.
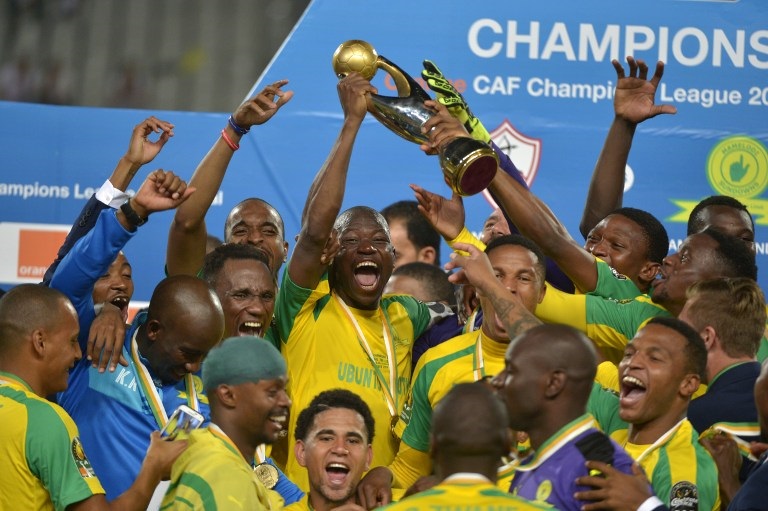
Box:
[254,462,279,489]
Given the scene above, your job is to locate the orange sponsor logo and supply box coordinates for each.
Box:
[18,229,67,278]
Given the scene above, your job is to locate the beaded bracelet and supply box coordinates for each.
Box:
[228,115,250,135]
[220,129,240,151]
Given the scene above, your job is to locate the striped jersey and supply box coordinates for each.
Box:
[0,372,105,510]
[272,271,433,491]
[611,419,720,511]
[161,427,282,510]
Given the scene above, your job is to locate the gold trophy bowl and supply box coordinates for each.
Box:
[332,40,498,196]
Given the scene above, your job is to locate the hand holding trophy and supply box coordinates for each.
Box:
[332,40,498,196]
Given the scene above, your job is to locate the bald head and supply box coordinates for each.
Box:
[147,275,224,326]
[0,284,73,355]
[225,198,284,236]
[433,383,509,460]
[141,276,225,384]
[517,324,598,392]
[493,324,598,446]
[333,206,390,237]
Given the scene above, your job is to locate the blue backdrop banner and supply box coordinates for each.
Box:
[1,0,766,301]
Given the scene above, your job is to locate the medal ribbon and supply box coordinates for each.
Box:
[184,373,199,411]
[515,415,596,472]
[630,418,687,463]
[255,444,267,464]
[473,332,485,381]
[209,423,250,466]
[129,329,199,429]
[336,294,398,420]
[462,307,480,334]
[701,423,760,462]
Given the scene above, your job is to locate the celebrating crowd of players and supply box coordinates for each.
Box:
[1,55,767,511]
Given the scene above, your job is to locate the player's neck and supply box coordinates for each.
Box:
[0,366,46,396]
[335,288,381,311]
[217,419,257,466]
[308,491,355,511]
[627,408,687,445]
[437,459,497,483]
[529,411,583,451]
[707,355,754,384]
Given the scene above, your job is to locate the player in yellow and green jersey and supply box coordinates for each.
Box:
[0,284,185,511]
[381,383,552,511]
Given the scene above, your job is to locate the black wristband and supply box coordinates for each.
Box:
[120,200,148,227]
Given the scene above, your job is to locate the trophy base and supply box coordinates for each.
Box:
[440,138,499,196]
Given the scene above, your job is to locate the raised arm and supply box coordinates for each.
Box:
[111,116,175,190]
[421,61,575,293]
[50,170,194,353]
[446,242,541,339]
[287,73,374,289]
[43,117,174,286]
[486,163,601,291]
[419,99,592,291]
[579,57,677,237]
[166,81,293,277]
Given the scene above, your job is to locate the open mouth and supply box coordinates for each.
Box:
[620,375,647,406]
[268,412,287,433]
[110,296,130,323]
[238,321,264,337]
[354,261,380,289]
[325,462,351,485]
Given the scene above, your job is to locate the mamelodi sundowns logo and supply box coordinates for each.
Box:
[669,136,768,225]
[18,229,67,278]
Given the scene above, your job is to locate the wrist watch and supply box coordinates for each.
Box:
[120,200,148,227]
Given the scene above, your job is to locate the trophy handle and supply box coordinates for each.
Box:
[374,56,410,97]
[366,56,433,144]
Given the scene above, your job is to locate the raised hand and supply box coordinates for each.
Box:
[410,183,465,240]
[445,242,497,291]
[419,100,470,155]
[613,56,677,124]
[337,72,377,124]
[422,59,491,142]
[131,169,196,218]
[124,116,175,167]
[231,79,294,129]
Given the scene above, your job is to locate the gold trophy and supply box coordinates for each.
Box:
[332,40,498,196]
